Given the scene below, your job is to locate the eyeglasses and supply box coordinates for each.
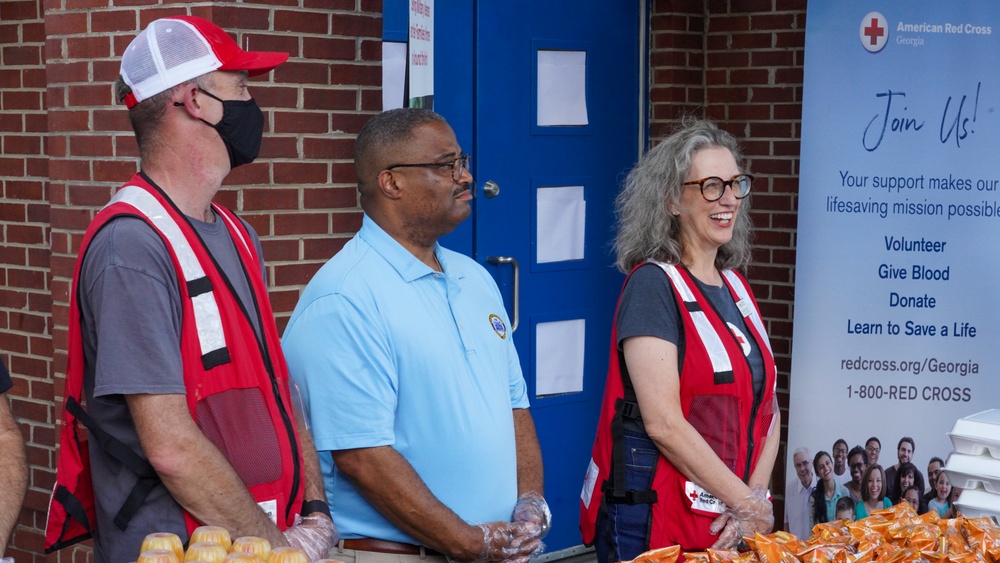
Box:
[867,446,880,453]
[386,153,471,183]
[683,174,754,202]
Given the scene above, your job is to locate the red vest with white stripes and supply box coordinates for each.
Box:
[580,261,777,551]
[45,174,305,553]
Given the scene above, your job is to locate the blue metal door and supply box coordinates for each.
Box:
[471,2,642,552]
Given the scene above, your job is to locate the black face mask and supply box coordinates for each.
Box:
[192,87,265,169]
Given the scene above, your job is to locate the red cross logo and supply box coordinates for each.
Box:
[727,322,752,356]
[863,18,884,46]
[688,490,699,503]
[733,330,747,348]
[860,12,888,53]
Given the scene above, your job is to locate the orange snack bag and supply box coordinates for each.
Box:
[886,502,919,521]
[734,551,760,563]
[814,535,851,551]
[849,546,878,563]
[963,517,1000,561]
[850,514,889,535]
[951,551,990,563]
[904,523,942,552]
[884,520,907,542]
[923,551,951,563]
[631,545,682,563]
[832,549,850,563]
[873,542,901,563]
[768,530,802,544]
[746,532,798,563]
[848,519,887,553]
[707,549,740,563]
[767,530,808,555]
[942,518,973,555]
[867,517,895,543]
[950,554,975,563]
[810,522,850,545]
[799,544,844,563]
[919,511,942,532]
[684,552,711,563]
[883,546,918,563]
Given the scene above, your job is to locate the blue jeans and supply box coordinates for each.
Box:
[594,432,658,563]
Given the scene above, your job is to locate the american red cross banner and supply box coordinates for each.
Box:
[788,1,999,506]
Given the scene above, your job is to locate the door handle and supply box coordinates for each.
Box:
[482,180,500,199]
[486,256,519,333]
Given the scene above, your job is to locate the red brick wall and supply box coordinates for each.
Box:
[1,0,54,560]
[3,1,382,561]
[648,0,806,526]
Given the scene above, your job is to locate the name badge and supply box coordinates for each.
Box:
[257,499,278,524]
[684,481,725,515]
[736,298,753,318]
[581,458,599,509]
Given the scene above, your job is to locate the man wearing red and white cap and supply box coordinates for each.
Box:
[46,16,335,562]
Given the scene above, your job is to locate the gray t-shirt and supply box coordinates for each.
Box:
[79,207,264,563]
[616,263,765,397]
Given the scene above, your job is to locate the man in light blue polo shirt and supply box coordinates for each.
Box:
[283,108,550,563]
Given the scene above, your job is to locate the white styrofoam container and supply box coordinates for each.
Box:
[944,453,1000,493]
[955,488,1000,522]
[949,409,1000,459]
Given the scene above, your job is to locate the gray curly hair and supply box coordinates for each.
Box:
[613,116,753,273]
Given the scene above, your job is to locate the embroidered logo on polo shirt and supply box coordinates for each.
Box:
[489,314,507,339]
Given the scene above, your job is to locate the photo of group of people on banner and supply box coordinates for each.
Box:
[785,435,960,539]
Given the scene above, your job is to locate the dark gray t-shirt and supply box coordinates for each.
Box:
[79,209,264,563]
[616,263,765,397]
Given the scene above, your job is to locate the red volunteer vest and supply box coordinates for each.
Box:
[45,175,305,553]
[580,261,777,552]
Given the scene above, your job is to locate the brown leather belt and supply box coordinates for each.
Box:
[342,538,443,557]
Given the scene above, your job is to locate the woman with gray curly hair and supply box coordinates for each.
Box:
[581,118,781,559]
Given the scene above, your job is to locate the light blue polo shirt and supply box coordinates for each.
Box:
[282,214,529,543]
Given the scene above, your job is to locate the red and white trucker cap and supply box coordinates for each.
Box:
[120,15,289,108]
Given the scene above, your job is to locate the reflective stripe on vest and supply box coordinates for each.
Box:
[217,204,253,256]
[652,261,732,377]
[108,186,227,363]
[720,269,773,357]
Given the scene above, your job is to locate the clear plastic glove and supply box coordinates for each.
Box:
[511,492,551,538]
[284,514,338,562]
[708,486,773,550]
[708,512,741,550]
[509,492,550,559]
[474,521,542,563]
